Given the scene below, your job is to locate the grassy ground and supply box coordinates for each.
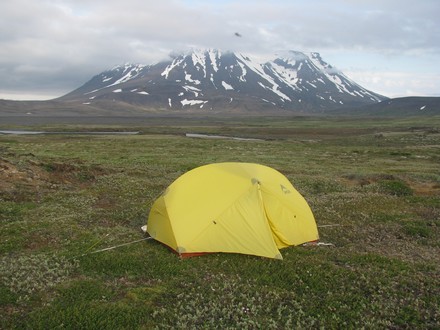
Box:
[1,115,439,329]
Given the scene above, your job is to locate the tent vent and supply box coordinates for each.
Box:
[280,184,291,194]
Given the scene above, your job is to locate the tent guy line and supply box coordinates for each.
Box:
[78,237,153,258]
[76,221,339,259]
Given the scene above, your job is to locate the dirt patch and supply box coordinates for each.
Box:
[40,161,108,185]
[0,157,48,197]
[411,182,440,196]
[342,173,395,185]
[342,174,440,196]
[0,154,108,202]
[94,195,118,210]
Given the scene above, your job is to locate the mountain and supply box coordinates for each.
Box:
[333,96,440,116]
[59,49,387,112]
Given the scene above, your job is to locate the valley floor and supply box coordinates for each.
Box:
[1,115,439,328]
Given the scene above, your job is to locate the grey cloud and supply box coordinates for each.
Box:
[0,0,439,99]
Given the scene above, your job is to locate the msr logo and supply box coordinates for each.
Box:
[280,184,291,194]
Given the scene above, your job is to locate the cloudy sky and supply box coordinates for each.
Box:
[1,0,439,100]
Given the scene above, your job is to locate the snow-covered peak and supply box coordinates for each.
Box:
[110,63,147,72]
[162,49,229,79]
[167,48,223,61]
[277,50,309,62]
[62,48,387,111]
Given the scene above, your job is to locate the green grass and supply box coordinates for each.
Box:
[1,115,439,329]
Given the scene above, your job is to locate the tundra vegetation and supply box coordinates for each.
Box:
[1,115,439,329]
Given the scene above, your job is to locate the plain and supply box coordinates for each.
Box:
[1,115,439,329]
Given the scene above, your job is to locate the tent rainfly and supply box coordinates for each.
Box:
[147,162,319,259]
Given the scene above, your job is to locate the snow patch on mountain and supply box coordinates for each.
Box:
[222,81,234,90]
[236,53,291,101]
[191,50,207,77]
[162,58,185,79]
[181,99,207,107]
[268,61,300,90]
[185,73,201,85]
[182,85,202,97]
[236,61,247,82]
[208,49,220,72]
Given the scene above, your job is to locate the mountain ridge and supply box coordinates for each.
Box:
[58,49,387,112]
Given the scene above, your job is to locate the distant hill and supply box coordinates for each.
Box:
[330,96,440,116]
[58,49,387,113]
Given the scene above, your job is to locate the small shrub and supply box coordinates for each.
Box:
[56,279,111,305]
[402,222,432,238]
[379,179,413,196]
[300,178,345,195]
[0,284,17,305]
[41,163,57,172]
[152,273,317,328]
[24,300,151,329]
[0,201,35,221]
[0,254,79,302]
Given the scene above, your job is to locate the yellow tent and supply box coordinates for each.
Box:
[147,162,318,259]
